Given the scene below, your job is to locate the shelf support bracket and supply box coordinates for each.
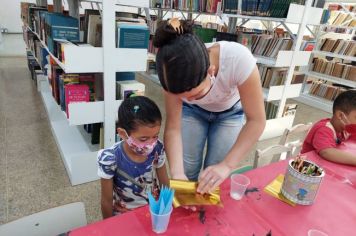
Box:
[281,22,296,40]
[306,25,316,38]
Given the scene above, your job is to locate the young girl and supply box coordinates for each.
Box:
[98,96,169,218]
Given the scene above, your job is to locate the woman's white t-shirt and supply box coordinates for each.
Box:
[184,41,257,112]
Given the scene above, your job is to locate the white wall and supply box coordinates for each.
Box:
[0,0,36,56]
[0,0,36,33]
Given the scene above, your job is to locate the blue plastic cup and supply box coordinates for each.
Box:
[150,208,173,234]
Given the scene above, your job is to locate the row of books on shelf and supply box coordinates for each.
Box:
[26,51,42,83]
[311,58,356,81]
[318,38,356,57]
[190,26,293,58]
[248,34,293,58]
[22,3,151,54]
[224,0,305,17]
[320,3,356,25]
[322,26,355,34]
[41,53,144,118]
[328,11,356,27]
[151,0,306,18]
[308,80,348,101]
[264,101,297,120]
[300,39,315,51]
[25,31,49,74]
[151,0,221,13]
[83,9,149,48]
[258,65,305,88]
[25,5,80,53]
[327,3,355,13]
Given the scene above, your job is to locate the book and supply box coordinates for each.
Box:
[64,84,90,118]
[117,23,149,49]
[79,74,96,102]
[116,72,135,81]
[116,80,145,99]
[59,74,80,111]
[91,123,102,145]
[283,104,298,117]
[44,12,80,53]
[193,26,217,43]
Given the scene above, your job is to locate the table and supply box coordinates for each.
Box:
[306,140,356,187]
[70,141,356,236]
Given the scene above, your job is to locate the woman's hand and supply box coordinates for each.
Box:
[197,161,232,194]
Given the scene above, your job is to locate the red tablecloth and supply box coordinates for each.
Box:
[70,141,356,236]
[306,140,356,187]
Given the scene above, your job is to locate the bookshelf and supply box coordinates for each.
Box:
[295,0,356,113]
[79,0,149,8]
[298,92,334,112]
[26,27,147,73]
[305,71,356,87]
[143,1,322,140]
[22,0,149,185]
[312,50,356,61]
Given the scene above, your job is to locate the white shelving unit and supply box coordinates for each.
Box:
[295,1,356,113]
[312,50,356,61]
[263,84,303,102]
[255,51,312,67]
[305,71,356,87]
[298,92,333,113]
[24,0,149,185]
[224,3,323,25]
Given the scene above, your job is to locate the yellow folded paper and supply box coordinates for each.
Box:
[170,179,222,208]
[264,174,296,206]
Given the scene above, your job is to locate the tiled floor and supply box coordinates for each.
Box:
[0,56,329,225]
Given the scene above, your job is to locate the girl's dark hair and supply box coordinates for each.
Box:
[333,90,356,114]
[153,19,210,94]
[118,96,162,134]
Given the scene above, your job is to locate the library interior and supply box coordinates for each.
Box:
[0,0,355,235]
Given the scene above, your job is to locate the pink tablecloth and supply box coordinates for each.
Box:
[70,141,356,236]
[306,140,356,187]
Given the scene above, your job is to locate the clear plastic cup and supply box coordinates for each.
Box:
[230,174,250,200]
[150,208,173,234]
[308,229,328,236]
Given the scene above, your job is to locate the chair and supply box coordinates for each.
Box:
[0,202,87,236]
[278,122,313,157]
[254,145,293,168]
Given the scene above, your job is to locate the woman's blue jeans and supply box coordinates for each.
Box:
[181,101,245,181]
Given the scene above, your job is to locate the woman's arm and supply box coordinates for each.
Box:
[156,163,170,186]
[101,178,114,219]
[163,91,187,179]
[198,66,266,193]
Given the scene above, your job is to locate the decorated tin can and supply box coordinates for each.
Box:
[281,160,325,205]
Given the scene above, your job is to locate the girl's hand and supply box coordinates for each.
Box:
[197,162,232,194]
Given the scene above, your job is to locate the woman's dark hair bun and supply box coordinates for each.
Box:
[153,19,193,48]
